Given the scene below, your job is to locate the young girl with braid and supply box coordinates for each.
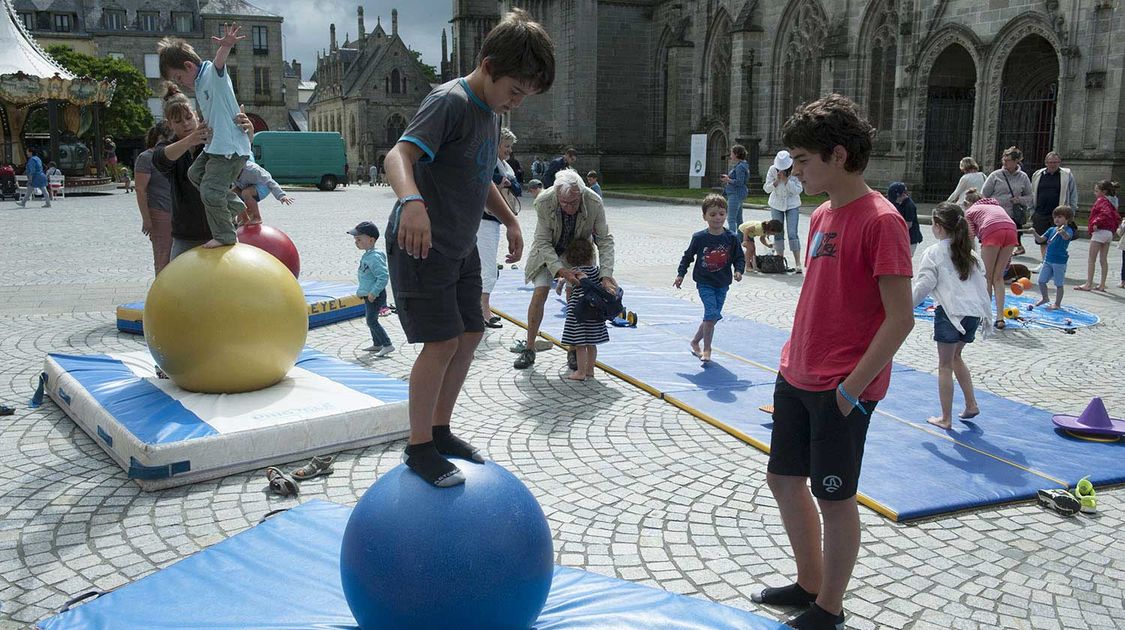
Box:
[911,202,993,430]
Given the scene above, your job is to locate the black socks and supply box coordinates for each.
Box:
[787,603,845,630]
[403,441,464,487]
[751,582,818,606]
[432,425,485,463]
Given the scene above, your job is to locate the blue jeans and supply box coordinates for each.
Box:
[770,207,801,255]
[726,192,746,237]
[697,283,729,322]
[364,291,392,347]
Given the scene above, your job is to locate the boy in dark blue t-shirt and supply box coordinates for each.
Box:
[674,194,745,362]
[1033,205,1076,310]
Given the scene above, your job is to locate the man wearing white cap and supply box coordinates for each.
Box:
[763,150,805,272]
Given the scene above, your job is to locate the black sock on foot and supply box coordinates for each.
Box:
[786,603,844,630]
[432,425,485,463]
[403,441,464,487]
[751,582,818,606]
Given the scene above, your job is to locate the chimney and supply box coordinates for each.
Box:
[391,8,398,37]
[330,23,337,51]
[293,58,302,80]
[441,29,448,64]
[358,6,366,40]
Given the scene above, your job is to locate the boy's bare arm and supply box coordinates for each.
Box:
[837,275,914,413]
[385,142,429,257]
[212,23,245,71]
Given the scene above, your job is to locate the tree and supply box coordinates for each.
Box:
[46,45,153,140]
[409,49,439,83]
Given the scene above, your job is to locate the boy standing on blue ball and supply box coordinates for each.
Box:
[383,9,555,487]
[350,221,394,357]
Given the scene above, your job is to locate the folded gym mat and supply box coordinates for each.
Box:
[42,349,408,489]
[37,500,786,630]
[116,280,366,334]
[914,294,1098,331]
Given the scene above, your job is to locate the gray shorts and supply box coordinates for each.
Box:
[387,241,484,344]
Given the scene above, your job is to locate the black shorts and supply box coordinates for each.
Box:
[767,374,877,500]
[387,241,484,343]
[1032,213,1053,236]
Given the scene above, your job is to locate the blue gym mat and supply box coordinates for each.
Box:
[488,272,1124,521]
[37,500,786,630]
[914,294,1099,331]
[116,280,366,334]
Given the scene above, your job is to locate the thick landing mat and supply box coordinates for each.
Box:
[116,280,366,334]
[43,349,409,490]
[37,500,786,630]
[915,294,1099,331]
[490,271,1123,520]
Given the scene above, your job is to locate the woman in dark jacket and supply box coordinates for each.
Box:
[888,181,924,255]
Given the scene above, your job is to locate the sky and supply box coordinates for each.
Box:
[250,0,454,81]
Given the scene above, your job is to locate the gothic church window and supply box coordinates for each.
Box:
[386,113,406,145]
[777,0,827,128]
[866,3,897,134]
[705,14,732,123]
[391,69,401,94]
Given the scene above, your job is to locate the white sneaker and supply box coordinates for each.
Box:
[375,345,396,357]
[363,345,379,351]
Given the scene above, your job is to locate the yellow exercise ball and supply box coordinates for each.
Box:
[144,244,308,394]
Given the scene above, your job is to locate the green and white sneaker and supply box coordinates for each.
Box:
[1073,476,1097,514]
[509,339,552,353]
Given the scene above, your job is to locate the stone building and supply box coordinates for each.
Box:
[15,0,299,133]
[306,7,438,169]
[454,0,1123,201]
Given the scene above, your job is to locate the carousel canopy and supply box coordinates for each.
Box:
[0,0,114,106]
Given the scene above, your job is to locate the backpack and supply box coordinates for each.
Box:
[573,278,624,323]
[755,255,790,274]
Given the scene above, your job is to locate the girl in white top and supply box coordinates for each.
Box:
[762,150,804,272]
[946,156,986,206]
[912,202,993,430]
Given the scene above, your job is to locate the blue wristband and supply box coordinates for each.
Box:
[398,194,425,207]
[836,383,868,415]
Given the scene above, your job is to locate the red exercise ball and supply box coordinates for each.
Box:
[236,224,301,278]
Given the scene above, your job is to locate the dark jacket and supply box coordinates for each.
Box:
[543,156,569,188]
[153,142,211,241]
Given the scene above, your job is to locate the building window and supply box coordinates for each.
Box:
[144,54,160,79]
[104,10,125,30]
[17,12,33,30]
[53,13,71,32]
[252,26,268,54]
[108,52,125,60]
[173,12,193,32]
[148,97,164,121]
[139,12,159,32]
[385,113,406,145]
[227,66,239,95]
[254,67,270,95]
[390,69,401,94]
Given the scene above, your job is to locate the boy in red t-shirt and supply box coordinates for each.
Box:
[751,95,915,630]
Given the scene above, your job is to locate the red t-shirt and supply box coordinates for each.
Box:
[779,191,913,401]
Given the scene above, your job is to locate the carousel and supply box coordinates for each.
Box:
[1,0,116,190]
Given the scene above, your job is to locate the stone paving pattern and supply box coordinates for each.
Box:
[1,187,1122,629]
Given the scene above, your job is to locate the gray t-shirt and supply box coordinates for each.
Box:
[396,78,498,259]
[134,149,172,213]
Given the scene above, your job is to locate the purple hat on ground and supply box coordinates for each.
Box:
[1052,397,1125,436]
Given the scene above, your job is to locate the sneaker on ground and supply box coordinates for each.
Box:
[363,345,379,352]
[514,348,536,369]
[1073,476,1097,514]
[375,345,396,357]
[1036,488,1081,516]
[786,603,845,630]
[510,339,552,353]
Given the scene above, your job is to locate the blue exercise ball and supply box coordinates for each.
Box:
[340,461,554,630]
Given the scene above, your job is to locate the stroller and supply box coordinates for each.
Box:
[0,166,17,201]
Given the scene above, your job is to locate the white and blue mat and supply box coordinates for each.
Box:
[42,349,409,490]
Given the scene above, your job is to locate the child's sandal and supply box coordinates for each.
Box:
[290,455,335,481]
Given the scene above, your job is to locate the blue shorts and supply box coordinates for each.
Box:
[697,283,728,322]
[933,305,980,344]
[1038,262,1067,288]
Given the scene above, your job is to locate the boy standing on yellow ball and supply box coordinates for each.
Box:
[383,10,555,487]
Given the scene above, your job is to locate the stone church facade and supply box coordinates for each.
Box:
[307,7,438,170]
[453,0,1123,201]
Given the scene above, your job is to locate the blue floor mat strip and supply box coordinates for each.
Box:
[37,501,786,630]
[489,271,1122,520]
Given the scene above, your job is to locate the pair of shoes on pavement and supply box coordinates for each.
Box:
[364,344,395,357]
[514,348,535,369]
[1037,477,1097,516]
[265,455,336,496]
[751,583,844,629]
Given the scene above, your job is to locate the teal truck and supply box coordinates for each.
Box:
[251,132,345,191]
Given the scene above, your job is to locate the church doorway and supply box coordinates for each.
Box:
[995,35,1058,174]
[706,129,727,189]
[246,113,269,133]
[921,44,976,201]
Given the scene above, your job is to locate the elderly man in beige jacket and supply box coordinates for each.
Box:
[513,169,616,370]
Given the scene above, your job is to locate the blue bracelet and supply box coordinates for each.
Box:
[398,194,425,207]
[836,383,868,415]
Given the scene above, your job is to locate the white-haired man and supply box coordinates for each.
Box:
[513,169,616,370]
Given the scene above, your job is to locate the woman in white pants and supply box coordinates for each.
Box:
[479,128,521,328]
[763,150,804,272]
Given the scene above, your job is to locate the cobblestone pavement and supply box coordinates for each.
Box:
[1,187,1122,629]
